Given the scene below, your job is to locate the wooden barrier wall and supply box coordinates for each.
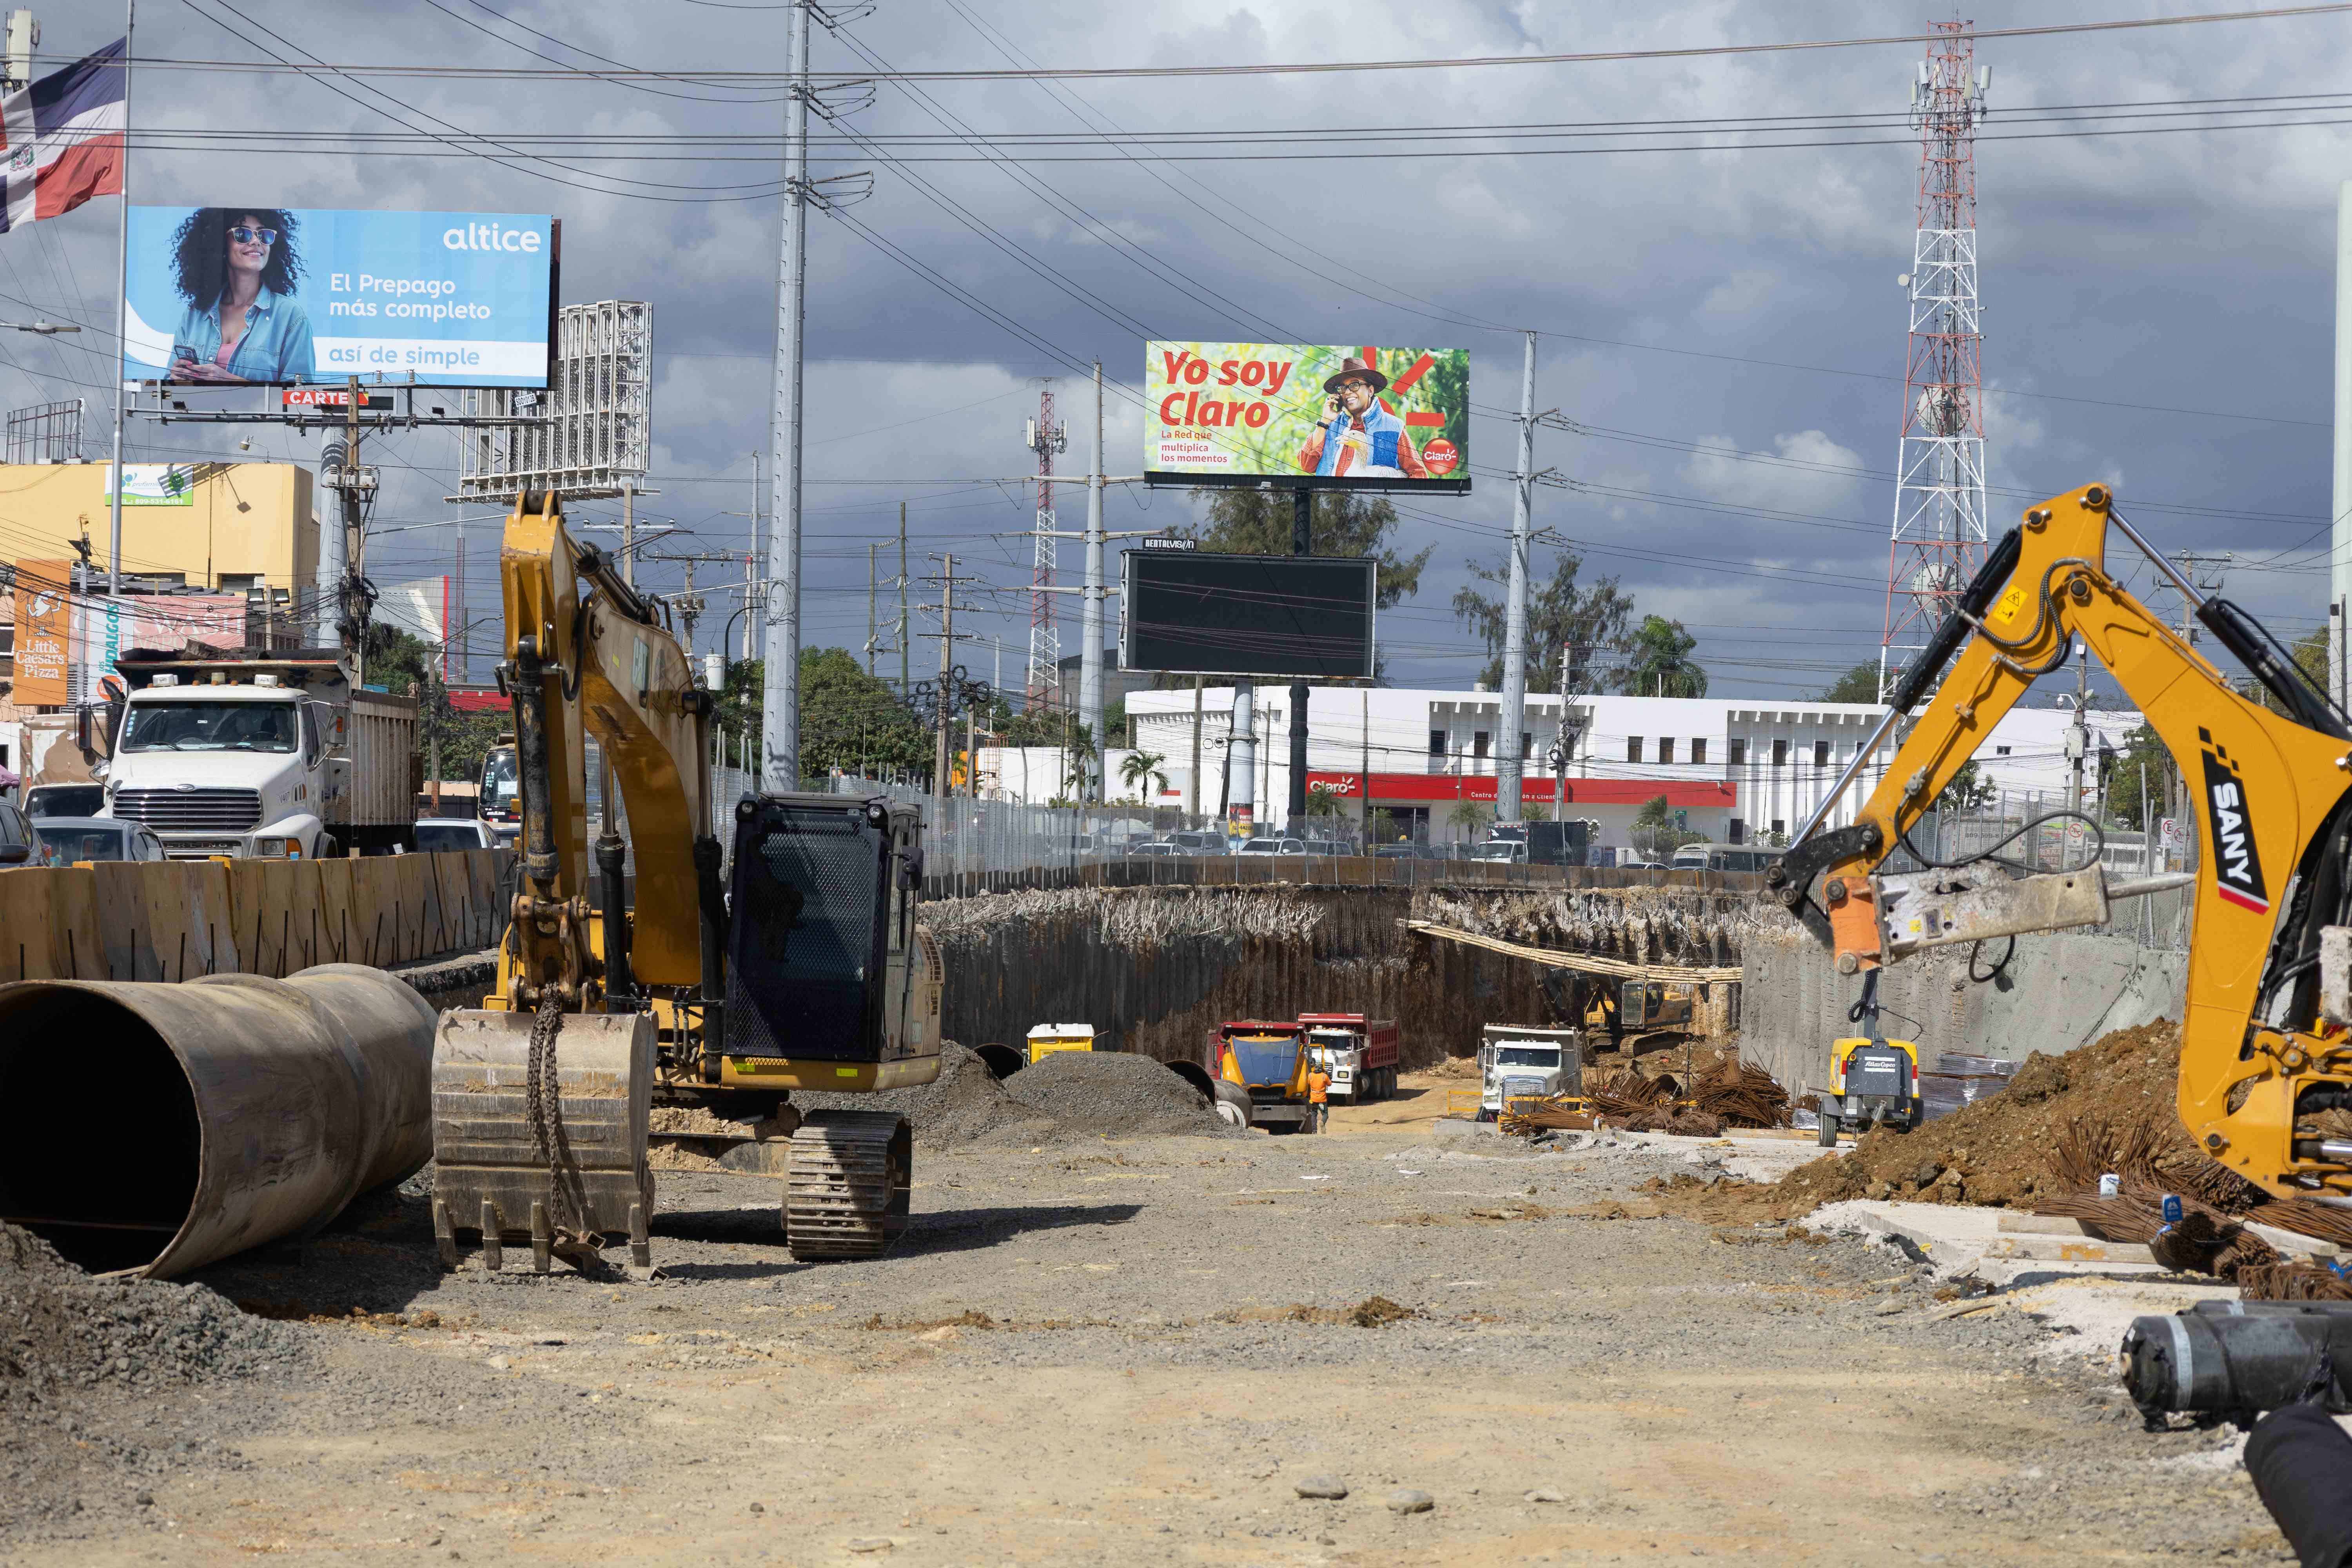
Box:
[0,849,512,984]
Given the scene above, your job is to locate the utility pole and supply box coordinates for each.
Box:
[747,449,762,661]
[2334,180,2352,713]
[104,0,132,597]
[1497,329,1536,823]
[676,556,705,653]
[760,0,812,792]
[1079,360,1106,803]
[321,376,377,684]
[1229,682,1255,839]
[1189,676,1203,822]
[1359,686,1371,847]
[920,555,978,822]
[2065,638,2089,810]
[1287,486,1311,831]
[620,479,635,589]
[866,543,880,675]
[898,501,909,698]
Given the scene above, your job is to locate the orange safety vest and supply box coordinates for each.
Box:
[1307,1069,1330,1104]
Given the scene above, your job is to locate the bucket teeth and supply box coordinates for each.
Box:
[785,1110,912,1261]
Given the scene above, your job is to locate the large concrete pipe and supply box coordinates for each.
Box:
[0,964,435,1278]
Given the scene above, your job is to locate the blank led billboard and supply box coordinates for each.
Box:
[1120,551,1375,680]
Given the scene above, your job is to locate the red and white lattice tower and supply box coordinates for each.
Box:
[1024,385,1067,708]
[1880,19,1991,704]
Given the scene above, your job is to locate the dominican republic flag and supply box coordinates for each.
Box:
[0,38,125,233]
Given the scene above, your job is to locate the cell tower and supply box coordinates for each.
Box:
[1880,19,1991,704]
[1024,386,1067,707]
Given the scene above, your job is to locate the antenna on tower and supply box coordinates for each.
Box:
[1024,384,1068,709]
[1880,17,1991,706]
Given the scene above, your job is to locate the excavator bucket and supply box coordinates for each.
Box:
[428,1007,656,1275]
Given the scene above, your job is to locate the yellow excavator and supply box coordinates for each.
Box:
[1764,483,2352,1200]
[428,492,944,1273]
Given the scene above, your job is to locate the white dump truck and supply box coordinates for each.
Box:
[1476,1024,1583,1121]
[102,650,418,859]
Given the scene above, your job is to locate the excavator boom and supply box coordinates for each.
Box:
[1765,483,2352,1198]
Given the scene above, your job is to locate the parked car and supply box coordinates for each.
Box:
[1126,840,1182,857]
[1237,837,1306,856]
[1669,840,1783,873]
[1163,829,1228,856]
[0,798,35,866]
[24,783,105,819]
[414,817,500,853]
[1470,840,1526,864]
[1372,842,1421,860]
[29,817,167,865]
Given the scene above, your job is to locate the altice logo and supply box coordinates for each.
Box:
[442,221,543,254]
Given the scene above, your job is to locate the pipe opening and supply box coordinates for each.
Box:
[0,990,200,1273]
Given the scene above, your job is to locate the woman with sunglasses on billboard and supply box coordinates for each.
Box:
[164,208,316,385]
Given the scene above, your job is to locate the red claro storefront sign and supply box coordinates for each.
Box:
[1308,772,1736,808]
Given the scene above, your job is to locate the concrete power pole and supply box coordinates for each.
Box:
[2066,639,2089,809]
[1079,361,1106,803]
[2334,180,2352,711]
[1287,488,1310,830]
[759,0,812,791]
[1497,330,1536,823]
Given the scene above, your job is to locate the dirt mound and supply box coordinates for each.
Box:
[793,1041,1059,1150]
[792,1042,1240,1149]
[0,1222,302,1403]
[1003,1049,1236,1140]
[1727,1020,2185,1220]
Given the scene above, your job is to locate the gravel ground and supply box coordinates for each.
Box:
[0,1072,2296,1565]
[789,1042,1243,1150]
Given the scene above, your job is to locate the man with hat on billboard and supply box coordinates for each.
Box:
[1298,355,1429,481]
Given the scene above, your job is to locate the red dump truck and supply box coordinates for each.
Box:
[1298,1013,1401,1102]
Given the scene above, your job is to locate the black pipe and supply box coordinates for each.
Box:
[2122,1305,2352,1417]
[595,832,631,1004]
[2200,597,2352,741]
[693,833,728,1078]
[2246,1402,2352,1568]
[507,635,559,897]
[1887,525,2023,715]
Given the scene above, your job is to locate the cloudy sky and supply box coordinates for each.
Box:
[15,0,2352,711]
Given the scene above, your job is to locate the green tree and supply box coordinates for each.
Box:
[1446,798,1493,835]
[1818,661,1882,704]
[713,650,930,780]
[1370,807,1407,844]
[1936,758,1996,813]
[1304,780,1345,817]
[1452,547,1637,693]
[1630,792,1705,857]
[1118,748,1169,801]
[2103,722,2169,830]
[1615,615,1708,698]
[1186,489,1432,610]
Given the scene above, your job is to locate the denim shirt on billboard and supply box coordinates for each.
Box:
[169,286,316,384]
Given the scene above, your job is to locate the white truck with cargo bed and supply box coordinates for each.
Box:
[101,650,418,859]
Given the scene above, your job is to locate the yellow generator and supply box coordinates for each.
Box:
[1817,1034,1922,1147]
[1025,1023,1099,1063]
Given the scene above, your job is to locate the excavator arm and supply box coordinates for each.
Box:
[496,490,724,1048]
[1763,483,2352,1196]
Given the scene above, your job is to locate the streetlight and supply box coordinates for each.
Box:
[0,320,80,334]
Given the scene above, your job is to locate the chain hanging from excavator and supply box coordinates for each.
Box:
[427,491,945,1277]
[1762,483,2352,1198]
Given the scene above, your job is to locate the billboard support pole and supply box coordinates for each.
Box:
[106,0,135,597]
[1497,330,1536,825]
[760,0,812,793]
[1288,486,1310,832]
[1081,360,1105,804]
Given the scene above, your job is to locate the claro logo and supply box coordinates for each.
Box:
[442,221,543,254]
[2199,728,2270,915]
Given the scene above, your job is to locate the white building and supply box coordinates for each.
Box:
[1112,685,2138,849]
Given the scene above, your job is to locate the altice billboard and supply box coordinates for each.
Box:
[120,207,556,387]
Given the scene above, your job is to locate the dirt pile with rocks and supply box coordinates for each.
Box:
[1002,1049,1236,1140]
[0,1220,305,1534]
[793,1041,1241,1149]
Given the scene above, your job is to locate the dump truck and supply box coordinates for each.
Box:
[1210,1019,1321,1133]
[103,649,417,858]
[1299,1013,1400,1102]
[1477,1024,1582,1121]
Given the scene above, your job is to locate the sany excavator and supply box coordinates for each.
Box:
[1762,482,2352,1201]
[428,492,944,1273]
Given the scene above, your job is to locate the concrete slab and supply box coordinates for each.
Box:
[1607,1129,1844,1183]
[1431,1118,1500,1139]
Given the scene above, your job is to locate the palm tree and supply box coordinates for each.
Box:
[1119,748,1169,802]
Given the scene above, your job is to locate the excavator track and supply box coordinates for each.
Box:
[784,1109,912,1260]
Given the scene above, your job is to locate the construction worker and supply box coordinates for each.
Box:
[1307,1061,1331,1132]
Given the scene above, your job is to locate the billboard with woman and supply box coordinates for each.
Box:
[120,206,555,387]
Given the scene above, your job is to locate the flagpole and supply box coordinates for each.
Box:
[106,0,134,595]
